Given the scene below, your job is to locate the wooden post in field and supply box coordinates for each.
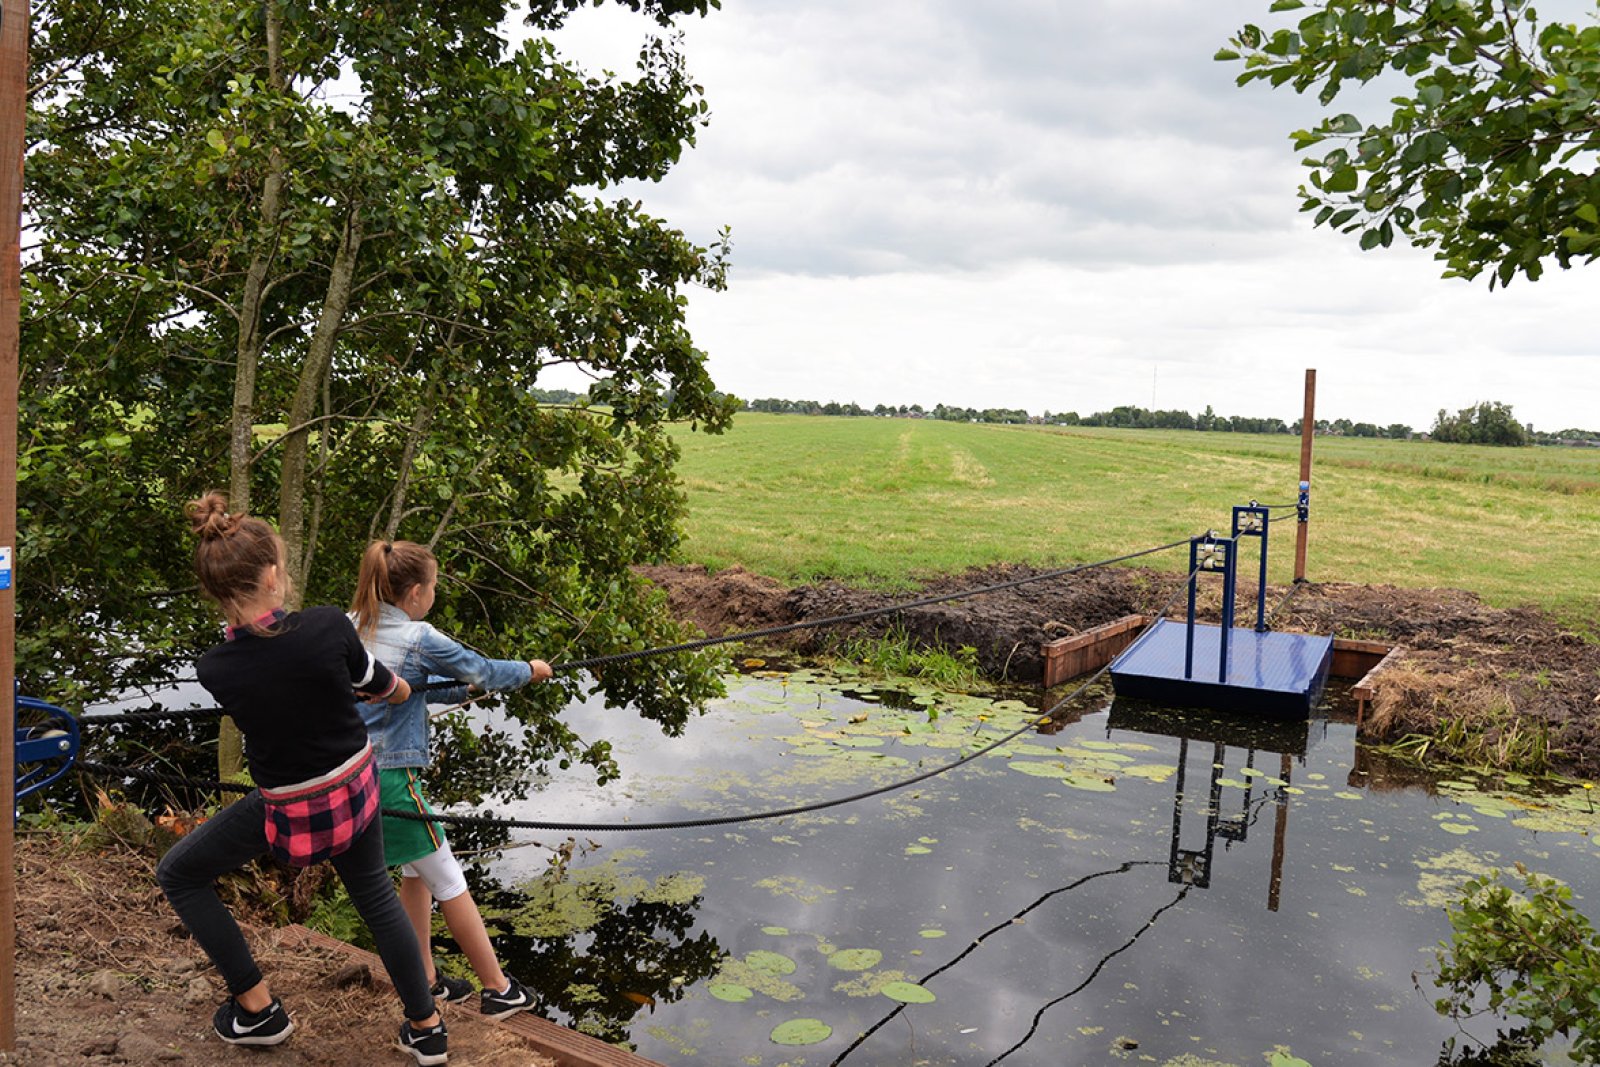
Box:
[1293,369,1316,583]
[0,0,26,1051]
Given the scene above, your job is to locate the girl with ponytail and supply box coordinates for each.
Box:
[156,495,450,1065]
[351,539,552,1019]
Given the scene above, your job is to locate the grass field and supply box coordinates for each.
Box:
[665,414,1600,622]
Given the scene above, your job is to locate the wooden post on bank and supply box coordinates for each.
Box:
[0,0,26,1052]
[1293,369,1315,583]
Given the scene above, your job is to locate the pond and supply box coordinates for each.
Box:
[440,666,1600,1067]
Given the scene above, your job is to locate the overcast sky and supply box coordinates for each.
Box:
[540,0,1598,432]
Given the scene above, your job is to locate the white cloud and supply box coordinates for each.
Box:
[538,0,1600,431]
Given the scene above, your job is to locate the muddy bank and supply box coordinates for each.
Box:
[636,563,1600,777]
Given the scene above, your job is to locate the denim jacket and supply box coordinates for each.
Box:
[354,603,534,770]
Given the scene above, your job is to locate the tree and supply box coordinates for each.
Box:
[24,0,733,781]
[1431,400,1530,445]
[1222,1,1600,287]
[1433,865,1600,1063]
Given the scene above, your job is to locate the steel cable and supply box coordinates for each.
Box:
[420,536,1195,689]
[75,562,1204,834]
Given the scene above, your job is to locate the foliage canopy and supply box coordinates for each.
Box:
[1223,0,1600,287]
[1430,399,1531,445]
[1433,864,1600,1062]
[24,0,734,781]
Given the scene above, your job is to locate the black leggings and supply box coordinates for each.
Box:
[156,790,435,1021]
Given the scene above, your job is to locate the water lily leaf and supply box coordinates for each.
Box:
[919,929,947,938]
[1009,761,1067,778]
[771,1018,832,1045]
[746,950,797,976]
[1063,775,1117,793]
[1122,764,1177,783]
[761,926,789,936]
[828,949,883,971]
[881,981,936,1003]
[709,983,753,1002]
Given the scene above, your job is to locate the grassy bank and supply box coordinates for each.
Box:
[667,415,1600,621]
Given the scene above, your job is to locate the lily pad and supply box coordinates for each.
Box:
[881,981,937,1004]
[828,948,883,971]
[709,983,754,1002]
[761,926,790,936]
[771,1018,832,1046]
[1009,760,1068,778]
[919,929,947,939]
[746,950,797,976]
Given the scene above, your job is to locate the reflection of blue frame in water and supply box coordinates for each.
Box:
[1108,700,1303,909]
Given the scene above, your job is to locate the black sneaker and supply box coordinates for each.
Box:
[430,973,474,1004]
[212,996,294,1046]
[397,1018,449,1066]
[479,976,535,1019]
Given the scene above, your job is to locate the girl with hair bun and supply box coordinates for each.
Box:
[156,494,450,1065]
[351,538,551,1019]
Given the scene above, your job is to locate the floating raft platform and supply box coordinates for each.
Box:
[1109,618,1334,718]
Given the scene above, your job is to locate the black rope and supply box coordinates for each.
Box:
[827,861,1163,1066]
[983,887,1191,1066]
[79,707,228,728]
[418,537,1194,691]
[75,562,1204,834]
[69,536,1197,723]
[1263,578,1308,630]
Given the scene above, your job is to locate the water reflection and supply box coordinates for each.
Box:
[1108,700,1314,903]
[471,881,724,1045]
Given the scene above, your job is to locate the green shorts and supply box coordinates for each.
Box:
[377,767,446,868]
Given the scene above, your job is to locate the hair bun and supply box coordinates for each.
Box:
[185,492,239,540]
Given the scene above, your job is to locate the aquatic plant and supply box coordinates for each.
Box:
[826,625,984,691]
[1367,668,1551,775]
[1431,864,1600,1063]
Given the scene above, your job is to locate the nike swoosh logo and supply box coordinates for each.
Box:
[231,1009,279,1036]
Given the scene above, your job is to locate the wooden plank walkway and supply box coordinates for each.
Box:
[281,925,668,1067]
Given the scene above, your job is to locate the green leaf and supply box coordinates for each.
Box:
[745,950,797,976]
[827,948,883,971]
[770,1019,832,1046]
[1325,166,1359,193]
[881,981,937,1004]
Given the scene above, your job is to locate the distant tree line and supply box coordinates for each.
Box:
[738,396,1598,448]
[742,398,1413,438]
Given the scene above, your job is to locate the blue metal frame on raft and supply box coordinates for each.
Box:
[1111,509,1333,718]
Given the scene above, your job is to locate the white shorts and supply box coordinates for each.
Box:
[400,839,469,902]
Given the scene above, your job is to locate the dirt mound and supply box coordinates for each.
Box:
[635,564,792,638]
[636,564,1600,777]
[783,564,1172,681]
[7,833,549,1067]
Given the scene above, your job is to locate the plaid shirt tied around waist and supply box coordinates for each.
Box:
[259,744,378,867]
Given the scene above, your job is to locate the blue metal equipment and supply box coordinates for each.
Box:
[15,693,80,819]
[1109,504,1333,718]
[1232,504,1270,632]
